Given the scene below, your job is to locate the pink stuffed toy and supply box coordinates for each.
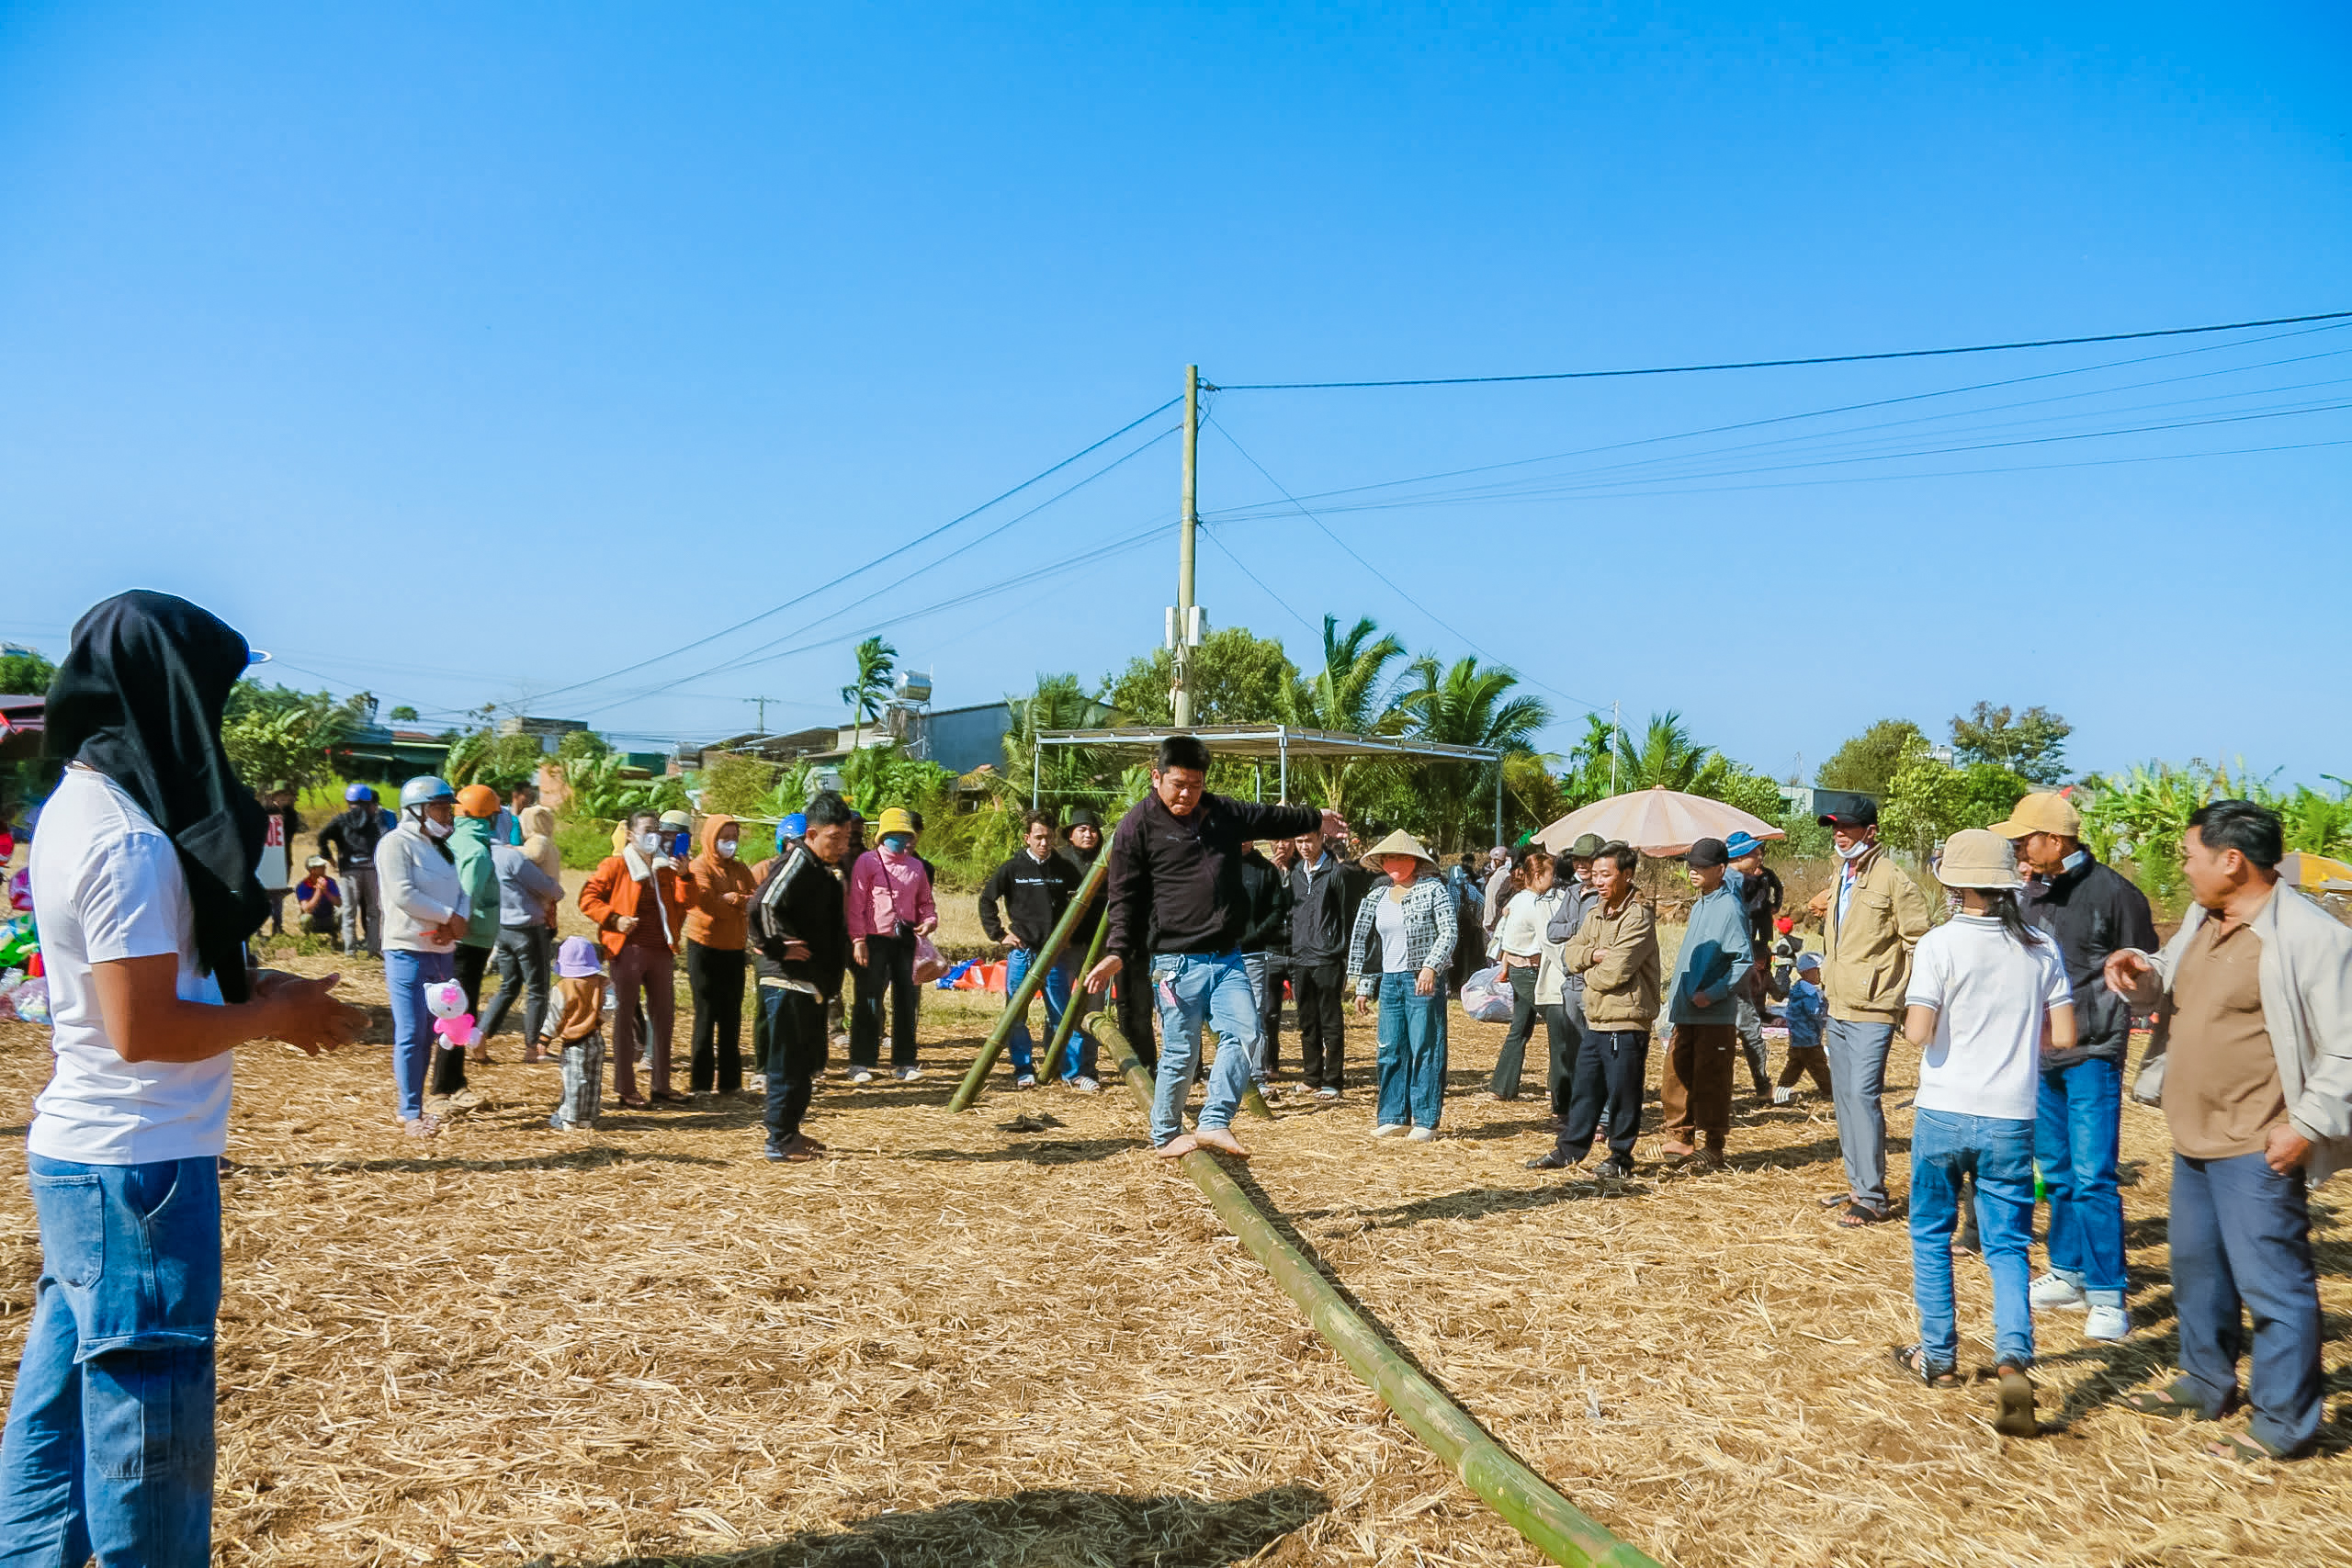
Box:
[424,979,476,1051]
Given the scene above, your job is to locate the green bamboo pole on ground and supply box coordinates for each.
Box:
[1036,906,1112,1085]
[1091,1012,1661,1568]
[945,848,1112,1113]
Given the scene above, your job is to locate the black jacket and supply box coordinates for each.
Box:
[1736,865,1784,953]
[2018,852,2159,1068]
[1238,850,1293,955]
[750,846,852,1000]
[317,805,394,871]
[1287,851,1355,964]
[1105,792,1319,956]
[979,849,1083,951]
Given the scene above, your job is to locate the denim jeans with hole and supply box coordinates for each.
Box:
[2035,1055,2126,1294]
[1907,1108,2036,1372]
[0,1154,221,1568]
[1148,952,1260,1143]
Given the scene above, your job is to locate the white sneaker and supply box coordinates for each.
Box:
[1069,1076,1101,1093]
[896,1066,922,1082]
[1406,1126,1437,1143]
[2084,1301,2131,1341]
[2029,1271,2086,1311]
[1372,1122,1406,1138]
[1316,1087,1340,1101]
[1771,1086,1793,1106]
[1014,1074,1037,1089]
[849,1068,874,1086]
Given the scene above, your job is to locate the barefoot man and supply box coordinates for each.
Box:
[1085,735,1342,1158]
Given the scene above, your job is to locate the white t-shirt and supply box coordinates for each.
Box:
[1495,887,1550,959]
[28,766,233,1164]
[1905,913,2073,1121]
[1374,892,1410,973]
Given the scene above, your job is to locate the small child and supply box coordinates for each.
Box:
[550,936,609,1130]
[1773,952,1831,1103]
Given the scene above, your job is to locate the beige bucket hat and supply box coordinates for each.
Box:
[1359,829,1439,874]
[1937,828,2023,889]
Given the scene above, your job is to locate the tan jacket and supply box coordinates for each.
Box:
[1563,895,1662,1032]
[1822,844,1934,1022]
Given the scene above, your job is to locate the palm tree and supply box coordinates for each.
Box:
[841,637,897,753]
[1396,654,1551,848]
[1284,614,1407,818]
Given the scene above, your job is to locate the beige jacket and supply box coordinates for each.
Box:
[2124,883,2352,1187]
[1563,896,1662,1032]
[1822,844,1934,1022]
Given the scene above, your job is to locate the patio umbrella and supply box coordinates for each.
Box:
[2278,851,2352,895]
[1534,785,1786,858]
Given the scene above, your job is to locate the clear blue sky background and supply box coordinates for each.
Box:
[4,4,2346,782]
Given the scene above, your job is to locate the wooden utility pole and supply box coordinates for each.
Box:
[1172,363,1200,727]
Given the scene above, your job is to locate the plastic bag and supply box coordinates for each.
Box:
[1458,964,1513,1022]
[911,934,950,986]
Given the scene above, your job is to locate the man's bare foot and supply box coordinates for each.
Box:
[1193,1126,1251,1159]
[1156,1133,1200,1159]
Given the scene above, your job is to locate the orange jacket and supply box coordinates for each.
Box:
[682,814,756,950]
[579,851,697,958]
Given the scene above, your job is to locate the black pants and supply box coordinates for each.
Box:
[686,940,747,1092]
[851,932,920,1068]
[1545,993,1587,1120]
[1555,1028,1648,1167]
[761,987,829,1143]
[1114,949,1159,1070]
[1258,955,1286,1074]
[1291,959,1347,1091]
[266,888,288,935]
[432,943,494,1094]
[478,924,552,1047]
[1489,964,1543,1097]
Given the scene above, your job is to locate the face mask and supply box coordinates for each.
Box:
[1838,838,1872,862]
[717,840,738,859]
[422,817,452,840]
[882,834,911,853]
[637,831,663,856]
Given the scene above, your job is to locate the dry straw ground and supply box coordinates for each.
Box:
[1,943,2346,1567]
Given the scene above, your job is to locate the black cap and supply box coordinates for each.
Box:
[1818,799,1879,829]
[1685,836,1729,869]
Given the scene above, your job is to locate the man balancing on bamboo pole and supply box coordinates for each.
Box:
[1084,734,1345,1159]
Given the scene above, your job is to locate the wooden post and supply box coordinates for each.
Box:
[945,848,1112,1112]
[1091,1012,1660,1568]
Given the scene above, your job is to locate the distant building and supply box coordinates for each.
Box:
[496,715,591,753]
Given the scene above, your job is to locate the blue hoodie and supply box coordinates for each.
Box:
[1668,881,1755,1026]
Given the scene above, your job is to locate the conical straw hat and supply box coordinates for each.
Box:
[1359,829,1438,874]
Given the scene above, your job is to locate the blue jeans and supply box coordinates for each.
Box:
[1907,1109,2036,1372]
[1826,1017,1897,1210]
[2170,1150,2324,1455]
[385,949,454,1120]
[1148,953,1260,1144]
[1005,946,1093,1079]
[1374,971,1449,1130]
[2036,1055,2125,1294]
[0,1154,221,1568]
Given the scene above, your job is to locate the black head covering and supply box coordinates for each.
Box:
[45,591,268,1001]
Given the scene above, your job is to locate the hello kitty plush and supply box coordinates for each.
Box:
[424,979,476,1051]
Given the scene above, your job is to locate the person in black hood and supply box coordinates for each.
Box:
[14,590,363,1562]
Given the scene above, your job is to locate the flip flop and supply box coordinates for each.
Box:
[1889,1343,1962,1389]
[1838,1201,1894,1227]
[2121,1385,2227,1420]
[2204,1431,2279,1466]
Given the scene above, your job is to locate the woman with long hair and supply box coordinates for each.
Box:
[3,591,363,1563]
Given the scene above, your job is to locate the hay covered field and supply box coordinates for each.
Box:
[1,946,2347,1568]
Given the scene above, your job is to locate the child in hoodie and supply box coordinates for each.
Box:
[684,813,756,1097]
[549,936,609,1130]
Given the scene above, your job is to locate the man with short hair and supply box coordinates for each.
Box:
[979,810,1093,1089]
[751,790,856,1161]
[1086,736,1342,1158]
[2105,800,2352,1461]
[1238,840,1294,1088]
[1543,833,1607,1123]
[1532,840,1659,1176]
[1992,790,2158,1343]
[1658,837,1755,1171]
[1724,829,1782,1101]
[318,784,395,956]
[1818,799,1934,1226]
[1288,829,1353,1100]
[1253,837,1300,1080]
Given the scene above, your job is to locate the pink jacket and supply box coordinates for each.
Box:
[847,848,936,939]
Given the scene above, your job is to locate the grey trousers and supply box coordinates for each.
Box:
[1826,1017,1899,1211]
[1735,994,1770,1096]
[340,865,383,956]
[554,1030,606,1128]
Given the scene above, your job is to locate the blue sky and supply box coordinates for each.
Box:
[4,4,2346,782]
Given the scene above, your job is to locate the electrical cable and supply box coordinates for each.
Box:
[1216,310,2352,391]
[525,395,1182,706]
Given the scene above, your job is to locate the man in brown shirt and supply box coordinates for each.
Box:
[2106,800,2334,1461]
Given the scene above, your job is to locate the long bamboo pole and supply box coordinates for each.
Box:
[1036,902,1111,1085]
[1091,1014,1660,1568]
[944,847,1112,1113]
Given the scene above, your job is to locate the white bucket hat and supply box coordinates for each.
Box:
[1937,828,2022,889]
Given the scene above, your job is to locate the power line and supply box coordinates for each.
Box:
[1216,309,2352,391]
[526,395,1182,706]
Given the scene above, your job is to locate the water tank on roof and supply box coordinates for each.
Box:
[895,670,933,704]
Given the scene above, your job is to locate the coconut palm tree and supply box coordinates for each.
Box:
[1394,654,1551,848]
[1284,614,1407,818]
[841,637,897,753]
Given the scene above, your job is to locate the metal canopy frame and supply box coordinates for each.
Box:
[1031,724,1508,842]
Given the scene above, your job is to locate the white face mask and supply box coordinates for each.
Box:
[422,817,452,840]
[1838,837,1872,862]
[717,840,738,859]
[637,831,663,857]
